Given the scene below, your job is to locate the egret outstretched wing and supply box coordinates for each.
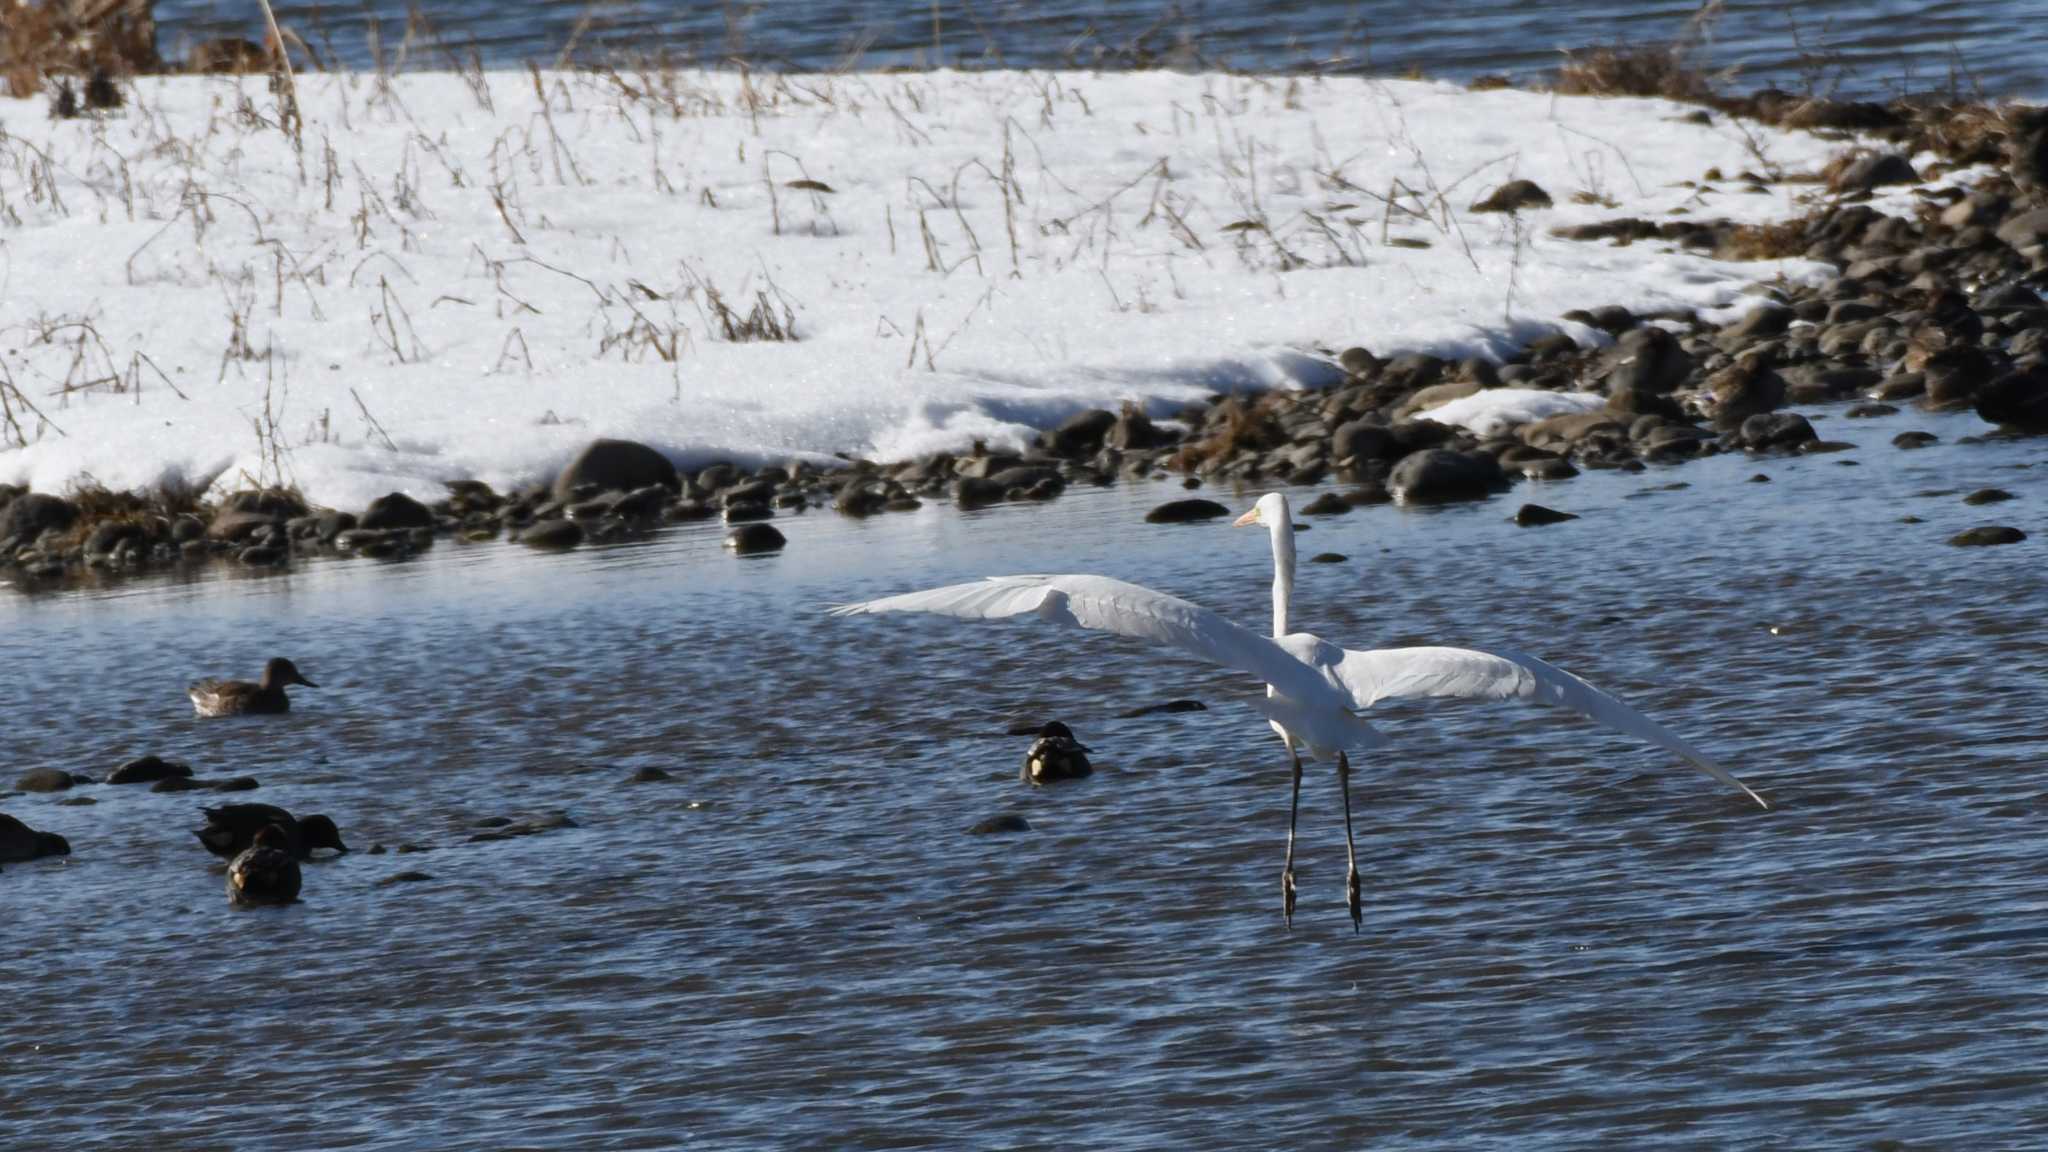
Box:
[831,574,1334,703]
[1310,642,1769,809]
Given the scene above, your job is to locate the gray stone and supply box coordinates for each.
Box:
[1950,526,2026,547]
[1144,498,1230,524]
[1513,504,1578,526]
[1388,449,1505,504]
[106,755,191,785]
[359,492,435,530]
[724,523,787,554]
[553,439,679,502]
[521,519,583,550]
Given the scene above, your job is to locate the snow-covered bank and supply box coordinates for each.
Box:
[1,69,1852,509]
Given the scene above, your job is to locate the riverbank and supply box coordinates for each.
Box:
[2,66,2043,587]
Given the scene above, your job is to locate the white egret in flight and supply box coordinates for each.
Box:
[832,492,1768,929]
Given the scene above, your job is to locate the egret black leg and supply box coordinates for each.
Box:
[1281,748,1303,929]
[1339,751,1362,933]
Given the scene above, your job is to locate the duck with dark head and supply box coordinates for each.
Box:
[188,657,317,717]
[1022,721,1093,785]
[195,804,347,861]
[227,825,302,907]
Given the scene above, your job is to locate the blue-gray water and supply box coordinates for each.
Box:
[5,403,2047,1147]
[150,0,2042,99]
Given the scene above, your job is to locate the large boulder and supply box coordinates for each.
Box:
[553,439,679,502]
[1709,356,1787,429]
[1922,346,1999,409]
[1739,412,1819,452]
[1994,207,2048,254]
[1519,412,1627,452]
[220,489,307,519]
[1827,152,1917,193]
[1,493,77,544]
[1388,449,1505,503]
[359,492,436,530]
[1976,370,2048,431]
[1049,409,1117,457]
[1603,327,1694,395]
[1110,408,1173,451]
[1329,420,1396,465]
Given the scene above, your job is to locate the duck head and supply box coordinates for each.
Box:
[261,658,317,690]
[1036,721,1090,751]
[300,814,349,854]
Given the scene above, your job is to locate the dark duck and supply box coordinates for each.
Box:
[1022,721,1093,785]
[227,825,303,906]
[196,805,348,860]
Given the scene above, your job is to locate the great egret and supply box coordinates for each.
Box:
[831,491,1768,929]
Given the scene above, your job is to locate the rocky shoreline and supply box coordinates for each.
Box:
[5,85,2046,589]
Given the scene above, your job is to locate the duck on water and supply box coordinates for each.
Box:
[195,805,348,860]
[1023,721,1093,785]
[227,825,302,907]
[188,658,317,717]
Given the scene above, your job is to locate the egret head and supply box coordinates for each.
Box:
[1232,492,1290,528]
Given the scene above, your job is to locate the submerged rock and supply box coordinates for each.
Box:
[1389,449,1505,503]
[1950,526,2026,547]
[1115,700,1207,718]
[725,523,787,555]
[1513,503,1578,526]
[106,755,192,785]
[967,814,1031,835]
[521,519,583,551]
[16,768,86,793]
[1144,498,1229,524]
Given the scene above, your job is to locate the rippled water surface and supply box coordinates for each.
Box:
[150,0,2044,98]
[6,406,2048,1148]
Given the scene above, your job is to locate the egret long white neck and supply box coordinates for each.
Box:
[1267,499,1296,637]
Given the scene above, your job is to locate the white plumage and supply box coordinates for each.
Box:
[831,491,1767,926]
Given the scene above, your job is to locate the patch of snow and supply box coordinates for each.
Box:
[1412,388,1608,438]
[0,70,1862,508]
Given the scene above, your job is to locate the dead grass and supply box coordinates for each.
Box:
[1555,45,1718,103]
[1167,395,1285,472]
[2,0,160,97]
[1715,216,1812,261]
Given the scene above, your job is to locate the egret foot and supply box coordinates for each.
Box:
[1346,866,1363,933]
[1282,867,1297,928]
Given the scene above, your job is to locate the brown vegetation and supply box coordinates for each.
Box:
[1555,45,1717,103]
[1168,395,1286,473]
[2,0,158,97]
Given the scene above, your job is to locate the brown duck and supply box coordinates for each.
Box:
[195,804,348,860]
[228,825,302,906]
[188,657,317,717]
